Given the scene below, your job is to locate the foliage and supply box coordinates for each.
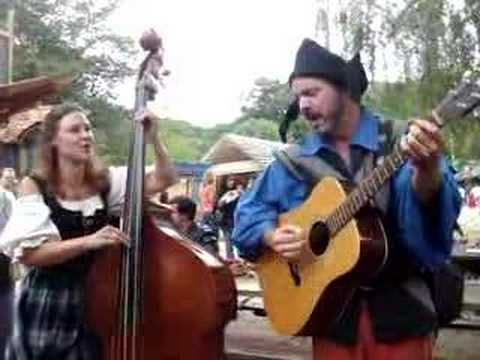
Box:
[1,0,138,164]
[315,0,480,159]
[1,0,136,99]
[240,77,290,123]
[3,0,479,163]
[145,117,281,162]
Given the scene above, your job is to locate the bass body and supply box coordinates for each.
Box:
[86,215,237,359]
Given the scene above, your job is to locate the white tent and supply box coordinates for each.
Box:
[202,133,288,176]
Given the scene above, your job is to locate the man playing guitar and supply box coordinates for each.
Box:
[233,39,461,359]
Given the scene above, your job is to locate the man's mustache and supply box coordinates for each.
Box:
[303,110,325,122]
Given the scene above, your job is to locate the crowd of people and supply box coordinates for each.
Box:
[455,166,480,250]
[168,173,248,260]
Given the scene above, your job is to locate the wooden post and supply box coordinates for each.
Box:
[0,9,14,85]
[7,9,14,84]
[0,31,8,85]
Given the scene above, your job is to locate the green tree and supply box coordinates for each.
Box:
[2,0,136,99]
[229,117,279,140]
[240,77,290,123]
[319,0,480,159]
[1,0,138,164]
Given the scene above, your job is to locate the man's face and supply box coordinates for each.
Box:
[226,178,235,189]
[291,77,345,134]
[0,168,16,189]
[170,205,191,231]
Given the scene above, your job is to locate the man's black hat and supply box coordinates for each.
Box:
[288,38,348,89]
[280,39,369,142]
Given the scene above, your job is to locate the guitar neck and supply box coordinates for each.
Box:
[325,145,406,236]
[325,107,449,236]
[319,73,480,238]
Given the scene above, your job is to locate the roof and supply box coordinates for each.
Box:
[0,75,71,119]
[208,160,265,176]
[0,105,51,144]
[202,133,287,166]
[174,161,210,177]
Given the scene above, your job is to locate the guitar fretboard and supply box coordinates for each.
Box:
[325,146,406,236]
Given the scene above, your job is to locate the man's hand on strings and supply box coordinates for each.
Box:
[265,225,311,262]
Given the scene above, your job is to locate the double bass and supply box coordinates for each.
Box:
[86,30,237,359]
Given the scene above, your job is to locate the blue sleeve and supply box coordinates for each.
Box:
[232,161,306,261]
[390,158,461,267]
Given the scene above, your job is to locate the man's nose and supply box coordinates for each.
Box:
[81,130,93,140]
[298,96,311,113]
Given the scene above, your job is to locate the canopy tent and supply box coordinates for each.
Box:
[202,133,287,176]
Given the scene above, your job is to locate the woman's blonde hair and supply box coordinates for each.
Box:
[33,103,108,195]
[203,171,214,185]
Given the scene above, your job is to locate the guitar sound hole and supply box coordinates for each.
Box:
[309,222,330,256]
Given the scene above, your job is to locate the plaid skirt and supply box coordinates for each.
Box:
[5,269,100,360]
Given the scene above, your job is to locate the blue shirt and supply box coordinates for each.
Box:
[232,109,461,267]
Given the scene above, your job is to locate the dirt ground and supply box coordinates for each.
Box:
[225,310,480,360]
[226,275,480,360]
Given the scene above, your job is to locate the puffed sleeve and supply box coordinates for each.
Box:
[107,166,128,215]
[0,194,61,262]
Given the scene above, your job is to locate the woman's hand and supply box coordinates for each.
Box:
[135,109,160,144]
[84,225,128,251]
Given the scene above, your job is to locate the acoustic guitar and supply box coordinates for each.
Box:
[256,74,480,336]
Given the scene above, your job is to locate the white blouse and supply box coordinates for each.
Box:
[0,166,128,262]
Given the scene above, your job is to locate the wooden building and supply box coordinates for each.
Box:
[0,75,72,174]
[167,161,210,201]
[0,105,51,175]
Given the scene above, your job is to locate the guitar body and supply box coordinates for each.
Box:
[256,176,388,336]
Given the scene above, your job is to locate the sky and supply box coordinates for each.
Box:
[108,0,319,127]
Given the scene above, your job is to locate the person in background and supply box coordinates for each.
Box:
[217,176,244,258]
[170,195,219,255]
[0,168,18,197]
[199,171,216,218]
[0,168,17,356]
[0,169,16,235]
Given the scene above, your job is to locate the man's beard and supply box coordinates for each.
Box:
[307,93,345,135]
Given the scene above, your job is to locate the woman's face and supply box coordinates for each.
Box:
[53,112,95,163]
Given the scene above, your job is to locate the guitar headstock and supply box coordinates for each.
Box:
[435,72,480,124]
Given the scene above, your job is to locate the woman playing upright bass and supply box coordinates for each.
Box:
[0,102,176,359]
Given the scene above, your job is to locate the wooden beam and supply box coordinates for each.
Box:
[0,75,72,119]
[7,9,15,84]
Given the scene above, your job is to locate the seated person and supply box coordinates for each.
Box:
[170,196,219,255]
